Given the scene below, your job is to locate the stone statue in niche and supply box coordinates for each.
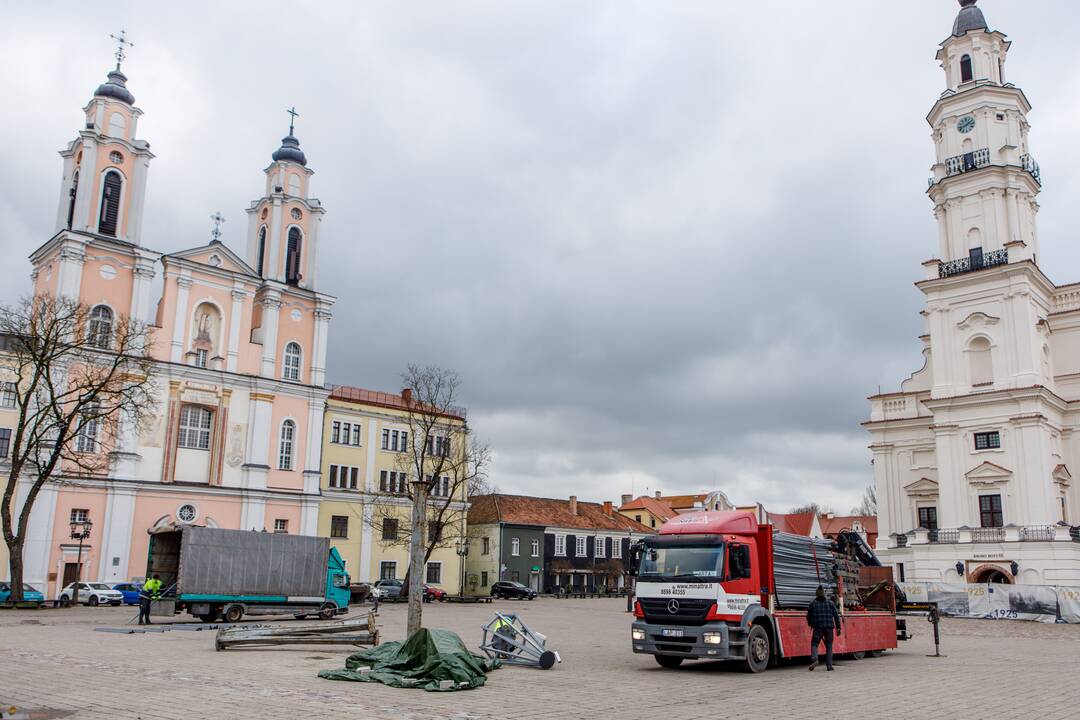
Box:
[226,423,245,468]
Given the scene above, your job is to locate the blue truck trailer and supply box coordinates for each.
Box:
[146,524,351,623]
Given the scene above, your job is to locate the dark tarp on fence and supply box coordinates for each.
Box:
[772,531,836,609]
[319,629,500,692]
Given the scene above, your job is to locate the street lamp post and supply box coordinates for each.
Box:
[69,518,93,606]
[456,538,470,600]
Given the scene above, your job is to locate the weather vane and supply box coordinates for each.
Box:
[109,30,134,70]
[210,212,225,243]
[287,106,299,135]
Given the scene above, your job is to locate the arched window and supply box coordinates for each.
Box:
[968,336,993,386]
[283,342,302,381]
[256,226,267,275]
[98,170,122,236]
[67,169,79,229]
[88,305,114,349]
[960,54,973,83]
[285,227,302,285]
[278,419,296,470]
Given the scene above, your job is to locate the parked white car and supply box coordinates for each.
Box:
[59,582,124,606]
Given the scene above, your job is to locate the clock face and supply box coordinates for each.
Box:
[958,115,976,134]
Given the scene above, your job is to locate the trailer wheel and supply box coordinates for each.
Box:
[223,605,244,623]
[868,649,884,658]
[848,651,866,660]
[654,655,684,669]
[742,624,770,673]
[318,603,335,620]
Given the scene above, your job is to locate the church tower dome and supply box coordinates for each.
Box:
[94,68,135,105]
[271,134,307,166]
[952,0,988,37]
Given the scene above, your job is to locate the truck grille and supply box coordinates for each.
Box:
[638,597,712,625]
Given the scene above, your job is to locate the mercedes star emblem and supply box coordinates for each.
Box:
[667,599,680,614]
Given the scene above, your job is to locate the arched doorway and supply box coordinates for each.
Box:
[972,565,1012,584]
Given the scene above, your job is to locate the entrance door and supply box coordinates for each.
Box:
[530,573,539,591]
[62,562,81,588]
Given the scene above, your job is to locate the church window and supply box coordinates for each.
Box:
[960,54,973,83]
[256,226,267,275]
[291,207,302,221]
[194,348,208,369]
[109,151,123,165]
[88,305,114,349]
[974,431,1000,450]
[67,170,79,229]
[178,406,213,450]
[917,506,938,531]
[978,494,1003,528]
[278,419,296,470]
[285,227,302,285]
[75,403,100,453]
[968,336,993,386]
[283,342,302,381]
[98,170,123,236]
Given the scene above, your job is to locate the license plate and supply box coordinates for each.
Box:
[661,628,684,638]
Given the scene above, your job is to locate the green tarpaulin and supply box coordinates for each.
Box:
[319,628,500,692]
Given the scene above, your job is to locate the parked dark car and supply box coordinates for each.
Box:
[111,582,142,605]
[373,578,404,602]
[490,581,537,600]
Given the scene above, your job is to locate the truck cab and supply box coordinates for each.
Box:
[631,511,769,670]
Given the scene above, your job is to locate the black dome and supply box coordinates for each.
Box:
[272,135,307,166]
[953,0,988,36]
[94,69,135,105]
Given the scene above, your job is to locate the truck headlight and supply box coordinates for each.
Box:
[703,632,723,645]
[631,628,646,641]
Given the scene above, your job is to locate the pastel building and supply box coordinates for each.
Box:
[8,58,335,595]
[316,386,468,593]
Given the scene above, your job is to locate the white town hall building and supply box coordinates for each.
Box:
[867,0,1080,586]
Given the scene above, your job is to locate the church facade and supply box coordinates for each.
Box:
[16,58,335,596]
[867,1,1080,585]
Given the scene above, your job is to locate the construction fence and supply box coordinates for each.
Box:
[898,582,1080,624]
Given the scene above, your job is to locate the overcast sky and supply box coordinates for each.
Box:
[4,1,1080,513]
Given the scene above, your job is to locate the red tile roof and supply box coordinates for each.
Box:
[469,494,652,533]
[659,494,709,510]
[766,512,816,536]
[818,514,878,547]
[328,385,466,421]
[618,496,678,521]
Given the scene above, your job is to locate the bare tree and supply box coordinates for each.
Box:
[1,295,156,602]
[788,502,833,516]
[372,365,484,636]
[851,485,878,516]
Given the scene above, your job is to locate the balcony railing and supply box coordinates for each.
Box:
[971,527,1006,543]
[1019,153,1041,184]
[945,148,991,176]
[929,529,959,544]
[1019,525,1056,542]
[939,248,1008,278]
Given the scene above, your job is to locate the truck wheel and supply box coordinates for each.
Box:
[223,605,244,623]
[849,651,866,660]
[318,603,335,620]
[742,625,770,673]
[868,649,884,658]
[197,614,217,623]
[654,655,684,669]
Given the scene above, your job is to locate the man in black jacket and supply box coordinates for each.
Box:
[806,586,842,671]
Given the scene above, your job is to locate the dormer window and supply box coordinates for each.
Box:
[960,54,973,83]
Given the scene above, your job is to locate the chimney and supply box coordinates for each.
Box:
[401,388,412,403]
[569,495,578,515]
[655,490,662,500]
[603,501,613,516]
[620,494,632,506]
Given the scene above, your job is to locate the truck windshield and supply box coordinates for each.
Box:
[638,544,724,581]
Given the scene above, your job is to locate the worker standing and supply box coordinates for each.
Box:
[806,586,842,671]
[138,574,162,625]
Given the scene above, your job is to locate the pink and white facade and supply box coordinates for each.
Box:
[14,63,335,596]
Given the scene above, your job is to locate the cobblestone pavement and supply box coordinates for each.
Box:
[2,598,1078,720]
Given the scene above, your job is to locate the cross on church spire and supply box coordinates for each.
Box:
[286,106,299,136]
[209,212,225,243]
[109,30,134,71]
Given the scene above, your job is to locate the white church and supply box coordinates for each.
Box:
[867,0,1080,586]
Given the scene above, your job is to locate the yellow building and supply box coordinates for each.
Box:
[316,386,468,594]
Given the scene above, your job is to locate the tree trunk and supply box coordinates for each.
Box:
[406,483,428,636]
[7,537,26,603]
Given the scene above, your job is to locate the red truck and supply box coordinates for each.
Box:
[630,511,902,672]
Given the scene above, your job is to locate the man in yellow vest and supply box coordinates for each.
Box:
[138,574,162,625]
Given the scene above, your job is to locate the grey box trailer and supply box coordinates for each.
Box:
[146,524,351,622]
